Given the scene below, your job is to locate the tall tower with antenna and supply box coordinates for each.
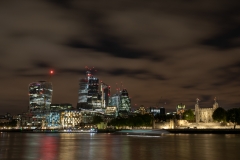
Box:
[77,67,109,110]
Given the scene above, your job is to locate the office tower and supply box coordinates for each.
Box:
[119,89,131,112]
[100,82,110,108]
[160,107,165,115]
[109,94,121,109]
[29,81,53,112]
[77,71,109,110]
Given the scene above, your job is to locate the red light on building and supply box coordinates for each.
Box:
[50,70,54,74]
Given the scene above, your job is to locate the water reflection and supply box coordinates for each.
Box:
[1,133,240,160]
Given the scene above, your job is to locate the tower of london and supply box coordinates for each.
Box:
[195,98,218,123]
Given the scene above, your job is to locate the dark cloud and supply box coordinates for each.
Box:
[182,85,196,89]
[200,95,212,102]
[65,7,164,61]
[66,37,161,60]
[106,68,167,81]
[46,0,73,9]
[107,68,148,76]
[201,25,240,49]
[58,68,87,75]
[212,61,240,86]
[34,61,52,69]
[16,74,48,78]
[14,68,31,73]
[199,4,240,49]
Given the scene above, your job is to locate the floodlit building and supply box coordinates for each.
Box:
[60,110,82,128]
[137,105,147,115]
[29,81,53,112]
[176,103,185,119]
[195,98,219,123]
[176,103,185,114]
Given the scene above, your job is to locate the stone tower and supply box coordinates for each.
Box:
[213,97,219,110]
[195,98,200,124]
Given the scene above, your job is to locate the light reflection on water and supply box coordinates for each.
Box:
[0,133,240,160]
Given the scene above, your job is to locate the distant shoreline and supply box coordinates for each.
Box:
[1,129,240,134]
[165,129,240,134]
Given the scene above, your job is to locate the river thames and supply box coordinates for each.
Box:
[1,132,240,160]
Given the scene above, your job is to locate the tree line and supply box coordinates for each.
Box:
[90,107,240,129]
[92,114,153,128]
[212,107,240,129]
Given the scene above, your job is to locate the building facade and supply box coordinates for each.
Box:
[195,98,219,123]
[77,71,110,110]
[149,107,165,116]
[119,89,131,112]
[29,81,53,112]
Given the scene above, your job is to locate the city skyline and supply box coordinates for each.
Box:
[1,0,240,114]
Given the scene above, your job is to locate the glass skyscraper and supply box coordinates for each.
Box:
[29,81,53,112]
[77,71,110,110]
[109,89,131,114]
[119,89,131,112]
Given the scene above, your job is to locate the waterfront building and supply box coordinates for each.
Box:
[0,115,10,124]
[28,81,53,128]
[60,110,82,128]
[80,110,96,124]
[29,81,53,112]
[47,103,75,128]
[195,97,218,123]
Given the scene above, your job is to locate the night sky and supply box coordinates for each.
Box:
[1,0,240,114]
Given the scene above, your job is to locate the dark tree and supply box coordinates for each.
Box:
[108,114,153,128]
[166,114,175,121]
[212,107,226,122]
[92,115,103,124]
[154,113,166,122]
[226,108,240,129]
[182,109,195,122]
[141,114,153,126]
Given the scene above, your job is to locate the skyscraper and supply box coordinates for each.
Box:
[29,81,53,112]
[119,89,131,112]
[77,71,110,110]
[100,82,111,108]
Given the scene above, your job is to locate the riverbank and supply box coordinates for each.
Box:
[1,129,240,134]
[165,129,240,134]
